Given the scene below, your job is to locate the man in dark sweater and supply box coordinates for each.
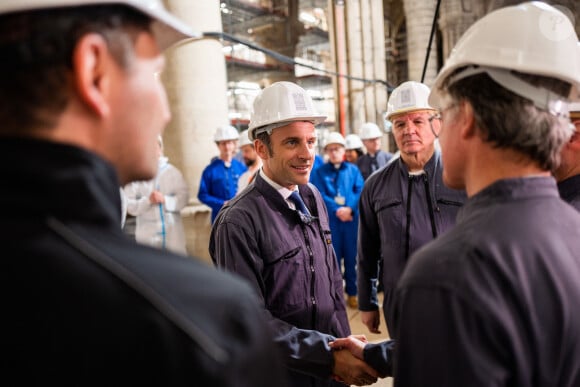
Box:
[1,1,285,385]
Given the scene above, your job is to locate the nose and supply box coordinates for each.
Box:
[403,120,417,135]
[297,141,313,161]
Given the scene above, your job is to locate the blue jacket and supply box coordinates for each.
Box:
[198,158,246,222]
[310,161,364,223]
[357,150,466,333]
[210,172,350,387]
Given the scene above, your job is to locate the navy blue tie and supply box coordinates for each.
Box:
[289,191,310,216]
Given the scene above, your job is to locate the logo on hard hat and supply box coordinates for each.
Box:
[539,5,576,41]
[292,93,308,111]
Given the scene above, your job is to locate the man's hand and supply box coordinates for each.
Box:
[361,310,381,334]
[149,190,164,204]
[332,348,378,386]
[330,335,367,360]
[336,207,353,222]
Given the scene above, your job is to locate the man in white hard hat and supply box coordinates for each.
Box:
[0,1,285,385]
[210,81,379,387]
[198,124,247,223]
[310,132,364,310]
[356,122,393,180]
[357,80,466,337]
[554,102,580,210]
[236,128,262,192]
[332,2,580,385]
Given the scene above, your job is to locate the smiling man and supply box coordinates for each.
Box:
[210,81,379,387]
[357,81,466,337]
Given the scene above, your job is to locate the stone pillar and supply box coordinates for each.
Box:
[162,0,227,263]
[438,0,484,63]
[329,0,389,148]
[402,0,438,85]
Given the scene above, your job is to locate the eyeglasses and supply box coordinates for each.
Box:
[429,103,458,138]
[428,113,441,138]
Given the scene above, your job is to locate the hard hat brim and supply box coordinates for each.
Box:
[249,116,326,140]
[387,107,437,120]
[0,0,201,51]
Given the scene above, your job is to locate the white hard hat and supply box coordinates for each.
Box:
[345,134,363,150]
[429,2,580,112]
[214,125,239,142]
[324,132,346,148]
[248,82,326,140]
[238,129,253,147]
[0,0,200,51]
[386,81,436,120]
[359,122,382,140]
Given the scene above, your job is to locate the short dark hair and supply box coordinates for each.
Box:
[256,131,274,156]
[0,5,151,134]
[447,69,572,171]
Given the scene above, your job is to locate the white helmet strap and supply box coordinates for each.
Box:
[447,66,570,118]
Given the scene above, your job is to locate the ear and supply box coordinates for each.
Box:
[71,33,112,118]
[255,139,270,160]
[458,101,477,140]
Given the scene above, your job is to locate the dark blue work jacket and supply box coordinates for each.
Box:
[210,172,350,387]
[558,174,580,211]
[357,150,466,333]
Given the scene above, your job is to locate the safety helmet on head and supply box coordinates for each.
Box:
[238,129,253,147]
[248,82,326,140]
[0,0,200,51]
[214,125,239,142]
[429,2,580,115]
[386,81,436,120]
[345,134,364,150]
[324,132,346,149]
[359,122,382,140]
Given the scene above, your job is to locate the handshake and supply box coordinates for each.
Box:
[330,335,390,386]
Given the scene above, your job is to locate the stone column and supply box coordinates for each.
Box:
[162,0,227,263]
[438,0,484,63]
[402,0,438,85]
[329,0,389,148]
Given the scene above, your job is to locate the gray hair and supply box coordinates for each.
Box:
[445,70,573,171]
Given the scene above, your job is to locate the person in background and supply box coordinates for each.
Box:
[198,124,247,223]
[310,132,364,309]
[356,122,392,180]
[344,134,365,165]
[309,153,325,179]
[210,81,379,387]
[124,136,189,254]
[237,128,262,192]
[554,101,580,210]
[1,0,286,385]
[336,3,580,385]
[357,81,466,337]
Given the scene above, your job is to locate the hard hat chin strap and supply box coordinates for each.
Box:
[446,66,570,118]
